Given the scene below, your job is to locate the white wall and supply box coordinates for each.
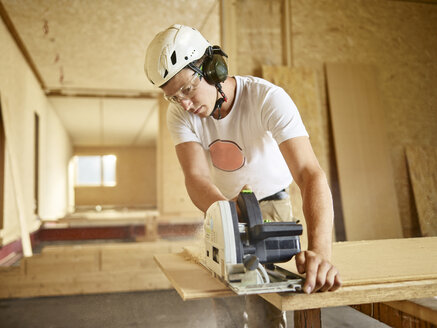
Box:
[0,18,72,245]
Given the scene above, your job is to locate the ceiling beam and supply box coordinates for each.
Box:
[0,0,46,89]
[46,88,161,99]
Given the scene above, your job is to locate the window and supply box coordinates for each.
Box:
[74,155,117,187]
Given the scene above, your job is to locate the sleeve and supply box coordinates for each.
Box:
[260,87,309,144]
[166,104,201,145]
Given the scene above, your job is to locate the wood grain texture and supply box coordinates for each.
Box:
[154,237,437,310]
[406,145,437,237]
[0,240,194,299]
[325,63,403,240]
[281,237,437,287]
[352,302,437,328]
[384,299,437,326]
[261,65,328,247]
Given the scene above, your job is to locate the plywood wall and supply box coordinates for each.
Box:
[74,146,157,208]
[290,0,437,237]
[235,0,437,238]
[0,19,72,244]
[157,97,203,221]
[235,0,285,76]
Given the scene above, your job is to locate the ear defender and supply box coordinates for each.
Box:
[202,46,228,85]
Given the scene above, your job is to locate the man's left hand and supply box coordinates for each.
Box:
[295,250,342,294]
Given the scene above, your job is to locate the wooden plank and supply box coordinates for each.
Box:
[406,146,437,237]
[384,299,437,326]
[294,309,321,328]
[325,63,402,240]
[1,103,32,256]
[220,0,238,75]
[0,240,194,299]
[262,279,437,311]
[154,237,437,307]
[281,0,293,67]
[154,252,232,300]
[280,237,437,287]
[0,271,171,298]
[261,65,327,248]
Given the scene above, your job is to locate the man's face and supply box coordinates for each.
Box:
[161,68,217,117]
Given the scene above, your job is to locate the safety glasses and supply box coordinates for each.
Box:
[163,72,202,105]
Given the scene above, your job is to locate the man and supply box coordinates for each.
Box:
[145,24,341,327]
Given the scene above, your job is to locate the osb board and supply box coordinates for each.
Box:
[325,63,402,240]
[155,237,437,307]
[235,0,284,76]
[261,66,327,172]
[157,97,203,218]
[291,0,437,237]
[406,146,437,237]
[261,65,328,248]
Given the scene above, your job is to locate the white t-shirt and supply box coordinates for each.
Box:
[167,75,309,200]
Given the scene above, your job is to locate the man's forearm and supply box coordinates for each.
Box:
[185,174,227,213]
[301,171,334,259]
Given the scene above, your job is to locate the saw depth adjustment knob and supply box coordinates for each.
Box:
[243,254,259,271]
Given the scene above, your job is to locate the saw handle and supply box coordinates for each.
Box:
[250,222,303,241]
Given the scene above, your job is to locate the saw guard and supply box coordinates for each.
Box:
[204,201,240,278]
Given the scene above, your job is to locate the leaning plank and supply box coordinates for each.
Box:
[262,65,326,248]
[406,145,437,237]
[325,63,402,240]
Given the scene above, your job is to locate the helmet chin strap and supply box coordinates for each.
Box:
[209,83,227,120]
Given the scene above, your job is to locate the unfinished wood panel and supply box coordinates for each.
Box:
[406,146,437,237]
[325,63,402,240]
[384,300,437,326]
[157,96,203,219]
[220,0,238,75]
[154,251,437,310]
[294,309,321,328]
[154,252,231,300]
[0,239,194,299]
[0,101,4,230]
[292,1,437,238]
[262,65,329,248]
[282,237,437,286]
[235,0,284,77]
[154,237,437,308]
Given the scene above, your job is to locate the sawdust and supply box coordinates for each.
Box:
[180,224,205,265]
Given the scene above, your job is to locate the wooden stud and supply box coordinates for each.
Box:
[294,309,321,328]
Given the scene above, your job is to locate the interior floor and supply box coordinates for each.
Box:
[0,289,389,328]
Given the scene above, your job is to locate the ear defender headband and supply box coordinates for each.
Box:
[188,46,229,119]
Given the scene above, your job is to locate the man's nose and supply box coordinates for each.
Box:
[180,98,192,111]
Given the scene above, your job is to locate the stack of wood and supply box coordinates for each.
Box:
[0,239,195,299]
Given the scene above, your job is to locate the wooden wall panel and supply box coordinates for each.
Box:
[262,65,328,248]
[325,63,402,240]
[291,0,437,237]
[406,146,437,236]
[157,97,203,220]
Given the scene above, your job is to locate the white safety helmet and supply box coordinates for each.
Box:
[145,24,211,87]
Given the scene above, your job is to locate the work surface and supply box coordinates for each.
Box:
[154,237,437,311]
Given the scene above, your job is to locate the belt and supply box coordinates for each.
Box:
[259,189,288,202]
